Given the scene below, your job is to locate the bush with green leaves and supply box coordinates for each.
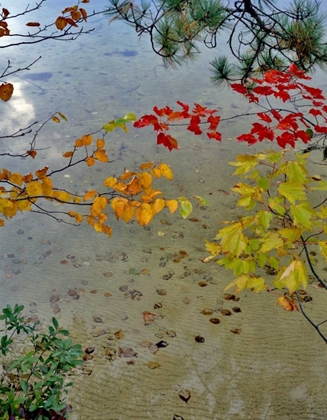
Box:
[0,304,83,420]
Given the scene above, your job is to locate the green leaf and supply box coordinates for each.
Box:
[179,198,193,219]
[224,274,267,293]
[216,221,249,257]
[274,260,308,294]
[259,231,283,253]
[278,182,307,204]
[52,317,59,330]
[193,195,210,206]
[290,202,315,229]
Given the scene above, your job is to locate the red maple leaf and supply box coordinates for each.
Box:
[187,115,202,135]
[157,133,178,151]
[207,131,222,141]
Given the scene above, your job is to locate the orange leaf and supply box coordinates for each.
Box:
[79,8,87,21]
[82,134,93,146]
[22,173,33,183]
[52,116,60,123]
[63,151,73,158]
[55,16,67,30]
[68,211,83,223]
[0,219,5,227]
[26,22,40,27]
[2,8,9,18]
[151,167,161,178]
[126,177,141,196]
[138,172,152,192]
[71,10,81,20]
[64,17,78,27]
[62,7,76,13]
[0,83,13,101]
[83,190,97,201]
[140,162,155,170]
[91,196,107,217]
[26,150,37,159]
[101,225,112,236]
[35,166,49,179]
[96,138,105,149]
[120,170,135,181]
[75,138,84,147]
[142,311,156,325]
[276,296,299,312]
[9,173,22,186]
[86,156,95,166]
[94,149,108,162]
[166,199,178,214]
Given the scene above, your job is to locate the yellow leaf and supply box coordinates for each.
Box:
[224,274,267,293]
[9,172,22,186]
[91,196,107,217]
[26,181,43,197]
[0,219,4,227]
[86,156,95,166]
[87,215,94,226]
[165,199,178,213]
[82,135,93,146]
[158,163,173,180]
[54,190,71,202]
[140,162,155,170]
[104,177,117,188]
[17,198,32,212]
[75,138,84,147]
[52,116,60,123]
[151,167,161,178]
[113,182,128,193]
[35,166,49,179]
[126,177,141,196]
[216,221,249,257]
[111,197,134,222]
[63,151,73,158]
[138,172,152,193]
[136,203,153,226]
[94,149,108,162]
[58,112,68,121]
[96,138,105,149]
[152,198,165,215]
[274,260,308,294]
[42,177,53,197]
[120,171,135,181]
[68,211,83,223]
[205,240,221,256]
[83,190,97,201]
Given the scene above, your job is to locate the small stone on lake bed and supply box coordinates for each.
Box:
[209,318,221,324]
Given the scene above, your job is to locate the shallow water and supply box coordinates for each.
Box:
[2,2,327,419]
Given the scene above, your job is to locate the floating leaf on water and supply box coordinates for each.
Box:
[178,389,191,403]
[60,260,69,265]
[114,330,124,340]
[182,297,191,305]
[201,309,214,315]
[148,361,161,369]
[93,316,103,323]
[188,217,200,222]
[156,340,169,348]
[84,347,95,354]
[230,328,241,334]
[198,281,207,287]
[221,309,232,316]
[141,269,149,275]
[103,292,112,297]
[156,289,166,296]
[89,289,97,294]
[209,318,221,324]
[158,231,166,236]
[195,335,205,343]
[140,340,152,348]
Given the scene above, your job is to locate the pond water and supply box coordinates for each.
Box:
[2,1,327,419]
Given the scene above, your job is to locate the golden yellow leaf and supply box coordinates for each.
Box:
[138,172,152,193]
[52,116,60,123]
[158,163,173,180]
[98,213,107,224]
[54,190,71,202]
[91,196,107,217]
[82,134,93,146]
[71,10,81,20]
[63,151,73,158]
[73,196,82,203]
[17,198,32,213]
[26,181,43,197]
[113,182,128,193]
[0,83,13,101]
[68,211,83,223]
[94,222,103,232]
[94,149,108,162]
[104,177,117,188]
[111,197,134,222]
[96,138,105,149]
[166,199,178,214]
[140,162,155,170]
[87,215,94,226]
[0,199,18,219]
[86,156,95,166]
[120,171,135,181]
[152,198,165,214]
[84,190,97,201]
[42,177,53,197]
[136,203,153,226]
[9,172,22,186]
[151,167,161,178]
[0,219,4,227]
